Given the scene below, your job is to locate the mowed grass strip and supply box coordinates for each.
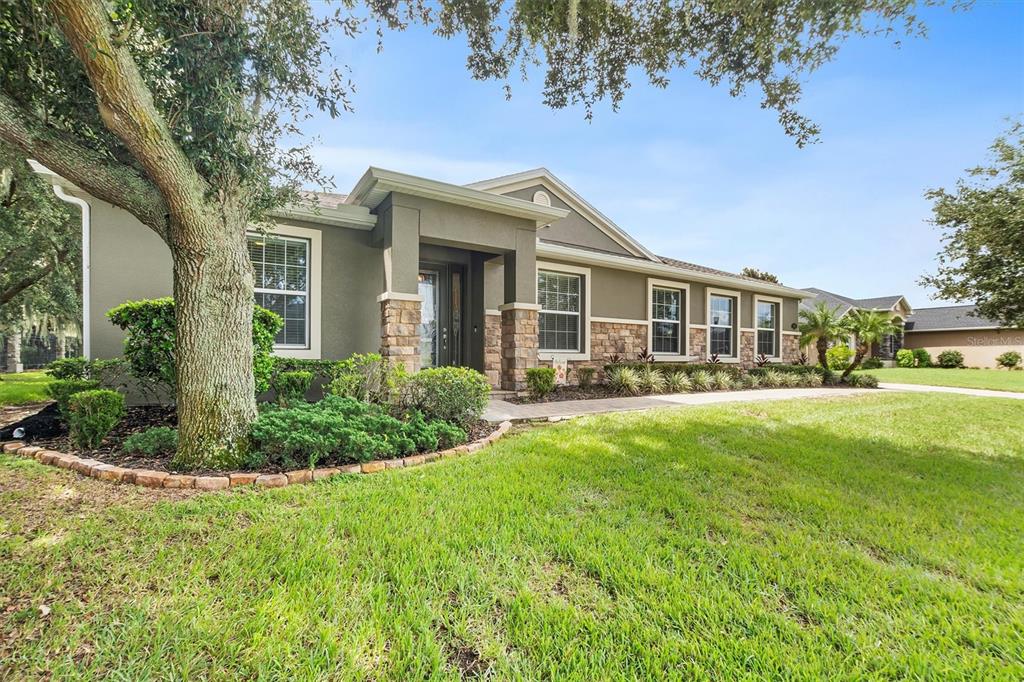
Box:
[1,393,1022,680]
[861,366,1024,392]
[0,371,53,407]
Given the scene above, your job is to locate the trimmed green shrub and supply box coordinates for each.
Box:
[937,350,965,368]
[638,365,667,394]
[607,366,641,395]
[106,298,281,395]
[46,378,101,420]
[665,371,691,393]
[68,389,125,449]
[575,366,596,388]
[604,362,743,381]
[46,357,131,389]
[895,348,915,368]
[248,396,466,469]
[46,357,89,380]
[272,370,313,407]
[861,356,884,370]
[526,367,557,399]
[846,373,879,388]
[123,427,179,456]
[912,348,932,367]
[329,353,405,405]
[689,369,714,392]
[996,351,1021,369]
[826,345,854,370]
[401,366,490,427]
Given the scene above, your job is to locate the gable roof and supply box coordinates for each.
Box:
[658,256,785,287]
[905,305,1002,331]
[799,288,910,316]
[466,168,659,262]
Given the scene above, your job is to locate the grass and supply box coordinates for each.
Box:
[0,371,53,407]
[2,392,1023,679]
[860,366,1024,392]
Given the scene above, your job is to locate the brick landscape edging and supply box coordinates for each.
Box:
[0,420,514,491]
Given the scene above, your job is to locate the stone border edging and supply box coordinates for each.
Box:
[0,420,514,491]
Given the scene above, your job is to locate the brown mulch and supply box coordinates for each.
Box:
[507,385,619,404]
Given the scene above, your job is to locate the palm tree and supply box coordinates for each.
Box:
[841,309,899,380]
[798,302,849,373]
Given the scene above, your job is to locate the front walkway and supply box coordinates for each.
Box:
[484,382,1024,422]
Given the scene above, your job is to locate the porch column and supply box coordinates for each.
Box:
[375,202,421,373]
[4,330,23,373]
[499,231,539,390]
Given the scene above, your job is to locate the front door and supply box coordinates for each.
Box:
[418,263,465,368]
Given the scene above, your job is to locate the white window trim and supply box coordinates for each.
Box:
[647,278,694,361]
[249,224,322,359]
[706,287,741,360]
[754,294,783,361]
[536,261,591,361]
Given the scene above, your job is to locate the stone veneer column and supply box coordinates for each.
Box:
[379,297,421,374]
[484,313,502,388]
[739,330,756,368]
[500,305,538,391]
[782,333,801,364]
[689,327,707,360]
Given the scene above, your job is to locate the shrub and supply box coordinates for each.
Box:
[605,362,743,381]
[779,372,802,388]
[861,356,884,370]
[937,350,966,368]
[248,396,466,469]
[996,351,1021,369]
[575,366,596,388]
[846,373,879,388]
[607,366,641,395]
[689,369,713,392]
[826,345,854,370]
[665,371,691,393]
[46,357,131,390]
[272,370,313,407]
[46,357,89,380]
[526,367,557,399]
[741,374,760,390]
[912,348,932,368]
[123,427,179,456]
[638,365,667,394]
[46,378,101,420]
[107,298,282,395]
[401,366,490,427]
[68,389,125,449]
[711,371,734,391]
[746,364,823,378]
[759,369,783,388]
[802,372,824,387]
[329,353,405,405]
[895,348,915,368]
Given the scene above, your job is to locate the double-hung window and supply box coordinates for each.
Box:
[756,300,778,357]
[651,287,683,354]
[248,233,309,348]
[538,271,581,352]
[709,295,735,356]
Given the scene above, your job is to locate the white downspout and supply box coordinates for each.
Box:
[51,185,90,359]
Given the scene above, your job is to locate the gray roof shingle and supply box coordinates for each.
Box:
[905,305,1001,331]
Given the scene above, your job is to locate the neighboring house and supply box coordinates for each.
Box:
[799,288,912,365]
[903,305,1023,368]
[35,165,807,390]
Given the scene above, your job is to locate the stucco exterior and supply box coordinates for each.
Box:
[904,329,1024,368]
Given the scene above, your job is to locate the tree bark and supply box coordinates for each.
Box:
[816,337,830,372]
[843,344,868,380]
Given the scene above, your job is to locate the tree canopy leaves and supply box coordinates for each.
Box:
[921,120,1024,328]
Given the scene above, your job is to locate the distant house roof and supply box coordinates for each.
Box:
[658,256,775,286]
[904,305,1002,331]
[799,288,909,316]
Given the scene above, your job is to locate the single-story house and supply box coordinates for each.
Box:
[37,165,808,390]
[799,288,1021,368]
[903,305,1022,368]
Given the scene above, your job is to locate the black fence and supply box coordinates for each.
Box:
[0,333,82,372]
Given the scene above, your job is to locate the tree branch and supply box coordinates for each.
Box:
[0,90,170,240]
[0,255,58,307]
[46,0,210,235]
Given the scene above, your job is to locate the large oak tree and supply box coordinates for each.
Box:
[0,0,939,467]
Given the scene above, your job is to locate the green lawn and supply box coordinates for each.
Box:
[0,371,53,407]
[2,393,1022,679]
[860,366,1024,392]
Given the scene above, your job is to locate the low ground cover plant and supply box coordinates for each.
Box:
[68,389,125,449]
[123,427,179,456]
[596,362,834,398]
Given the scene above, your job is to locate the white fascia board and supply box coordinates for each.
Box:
[270,203,377,230]
[536,242,809,299]
[467,167,659,262]
[347,167,569,227]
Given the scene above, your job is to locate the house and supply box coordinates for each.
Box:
[903,305,1022,368]
[799,288,913,365]
[37,165,808,389]
[799,288,1022,368]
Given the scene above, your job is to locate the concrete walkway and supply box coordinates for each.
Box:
[484,382,1024,422]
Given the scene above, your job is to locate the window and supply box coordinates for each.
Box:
[651,286,683,354]
[709,295,735,356]
[538,271,581,351]
[756,300,778,357]
[248,234,309,347]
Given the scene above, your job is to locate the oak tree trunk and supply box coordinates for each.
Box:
[170,202,256,469]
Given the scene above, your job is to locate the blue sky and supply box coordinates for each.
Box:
[305,2,1023,306]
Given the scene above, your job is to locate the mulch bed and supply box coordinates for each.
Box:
[11,403,498,476]
[507,385,620,404]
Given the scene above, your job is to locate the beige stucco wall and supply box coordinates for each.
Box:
[904,329,1024,368]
